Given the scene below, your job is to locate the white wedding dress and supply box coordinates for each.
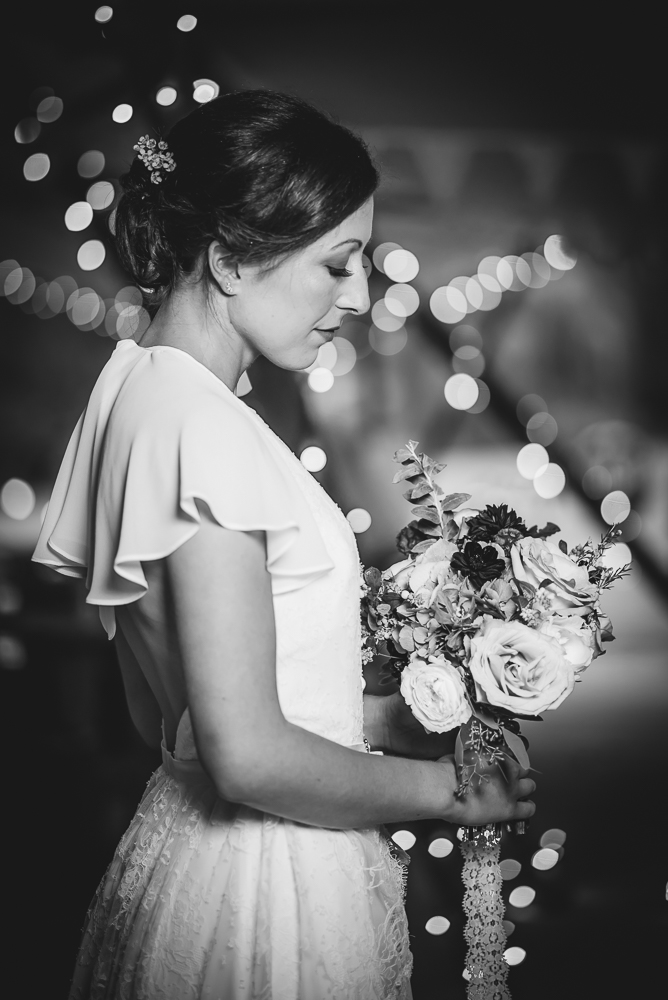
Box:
[33,341,413,1000]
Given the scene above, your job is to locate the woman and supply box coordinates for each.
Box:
[33,91,534,999]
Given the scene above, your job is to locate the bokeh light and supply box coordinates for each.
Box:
[391,829,416,851]
[94,5,113,21]
[503,920,516,937]
[77,240,106,271]
[115,285,142,307]
[331,337,357,376]
[69,290,105,329]
[523,252,551,288]
[474,272,503,310]
[449,325,483,353]
[516,443,550,480]
[372,242,402,274]
[14,118,40,144]
[600,490,631,524]
[383,248,419,282]
[526,412,558,446]
[478,255,501,278]
[430,285,468,324]
[425,916,450,935]
[36,96,63,123]
[86,180,115,210]
[452,348,485,378]
[467,379,491,413]
[499,859,522,880]
[428,837,454,858]
[496,256,523,291]
[23,153,50,182]
[346,508,372,533]
[531,848,559,870]
[371,299,405,332]
[307,368,334,393]
[64,201,93,232]
[543,234,577,270]
[620,510,642,541]
[193,79,219,103]
[314,341,338,371]
[508,885,536,908]
[504,947,526,966]
[384,283,419,318]
[339,319,372,360]
[115,304,150,340]
[177,14,198,31]
[516,393,548,425]
[444,373,479,410]
[369,325,407,355]
[600,541,632,570]
[300,446,327,472]
[112,104,133,123]
[582,465,613,498]
[156,87,178,106]
[540,828,567,849]
[5,267,35,304]
[0,635,27,671]
[1,260,21,297]
[0,479,36,520]
[77,150,105,178]
[533,462,565,499]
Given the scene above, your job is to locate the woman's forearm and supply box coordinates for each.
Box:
[207,717,456,829]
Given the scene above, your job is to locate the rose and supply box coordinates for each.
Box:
[400,655,473,733]
[539,614,596,675]
[383,556,413,590]
[408,539,458,605]
[468,618,575,715]
[449,507,480,541]
[511,537,598,612]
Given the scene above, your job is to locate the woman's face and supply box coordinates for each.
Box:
[227,197,374,370]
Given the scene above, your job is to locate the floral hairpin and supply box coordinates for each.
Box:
[133,135,176,184]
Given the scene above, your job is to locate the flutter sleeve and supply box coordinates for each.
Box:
[33,349,334,638]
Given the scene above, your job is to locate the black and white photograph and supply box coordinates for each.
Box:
[1,3,666,997]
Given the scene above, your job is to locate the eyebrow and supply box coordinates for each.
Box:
[329,238,363,251]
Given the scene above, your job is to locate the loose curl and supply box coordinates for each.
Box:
[114,90,379,303]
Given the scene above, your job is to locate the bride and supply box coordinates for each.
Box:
[33,90,535,999]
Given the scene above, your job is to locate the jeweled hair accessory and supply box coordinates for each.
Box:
[133,135,176,184]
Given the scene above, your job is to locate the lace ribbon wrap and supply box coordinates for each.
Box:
[460,825,510,1000]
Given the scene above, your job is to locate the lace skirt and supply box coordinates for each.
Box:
[69,746,413,1000]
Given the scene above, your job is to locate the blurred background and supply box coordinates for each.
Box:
[1,2,666,996]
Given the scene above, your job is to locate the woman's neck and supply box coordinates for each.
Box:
[138,283,255,391]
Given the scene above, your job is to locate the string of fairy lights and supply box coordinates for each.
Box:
[0,5,637,975]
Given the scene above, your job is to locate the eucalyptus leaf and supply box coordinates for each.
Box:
[405,482,433,500]
[411,506,442,524]
[393,464,421,483]
[455,730,464,769]
[411,539,438,554]
[502,728,531,770]
[440,492,472,511]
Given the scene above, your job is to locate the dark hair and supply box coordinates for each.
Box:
[114,90,379,301]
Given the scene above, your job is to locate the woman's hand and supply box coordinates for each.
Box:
[375,690,458,759]
[435,753,536,827]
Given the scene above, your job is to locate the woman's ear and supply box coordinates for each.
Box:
[207,240,239,296]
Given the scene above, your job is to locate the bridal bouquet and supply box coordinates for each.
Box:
[360,441,629,998]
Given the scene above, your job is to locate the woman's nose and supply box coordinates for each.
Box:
[337,264,370,317]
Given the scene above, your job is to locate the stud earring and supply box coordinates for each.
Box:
[225,281,233,294]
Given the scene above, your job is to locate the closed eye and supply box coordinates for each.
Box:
[327,266,354,278]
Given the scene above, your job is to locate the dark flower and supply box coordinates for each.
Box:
[451,541,506,589]
[396,520,429,556]
[466,504,527,544]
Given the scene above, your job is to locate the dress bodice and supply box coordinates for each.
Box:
[33,340,366,752]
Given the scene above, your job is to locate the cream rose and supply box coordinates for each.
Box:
[400,655,472,733]
[408,539,458,606]
[468,618,575,715]
[539,614,595,674]
[511,537,598,612]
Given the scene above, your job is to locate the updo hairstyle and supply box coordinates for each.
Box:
[114,90,379,302]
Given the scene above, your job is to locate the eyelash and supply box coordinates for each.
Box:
[327,266,354,278]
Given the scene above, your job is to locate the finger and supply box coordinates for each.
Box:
[513,798,536,820]
[517,777,536,799]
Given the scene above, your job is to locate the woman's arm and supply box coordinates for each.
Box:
[364,691,458,758]
[167,515,535,830]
